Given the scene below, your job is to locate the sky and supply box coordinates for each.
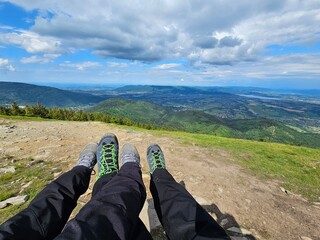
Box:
[0,0,320,89]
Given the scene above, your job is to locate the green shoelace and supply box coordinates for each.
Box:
[151,150,165,173]
[98,143,118,178]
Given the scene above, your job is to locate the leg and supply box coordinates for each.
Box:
[151,169,230,240]
[0,143,97,240]
[54,163,148,240]
[92,172,117,197]
[0,166,91,240]
[148,144,230,240]
[91,166,149,238]
[55,141,151,240]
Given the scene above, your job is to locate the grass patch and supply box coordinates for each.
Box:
[163,131,320,201]
[0,155,60,223]
[0,114,55,122]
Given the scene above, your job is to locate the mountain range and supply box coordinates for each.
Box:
[1,81,319,148]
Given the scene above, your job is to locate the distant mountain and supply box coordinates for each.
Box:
[88,98,320,148]
[115,85,203,94]
[0,82,104,107]
[109,85,320,131]
[115,85,236,96]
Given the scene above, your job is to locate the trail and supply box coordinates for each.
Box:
[0,119,319,240]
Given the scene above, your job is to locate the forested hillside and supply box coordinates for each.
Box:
[88,98,320,148]
[0,82,104,107]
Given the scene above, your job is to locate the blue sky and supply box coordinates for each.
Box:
[0,0,320,89]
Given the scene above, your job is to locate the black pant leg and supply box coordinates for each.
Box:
[150,169,230,240]
[0,166,91,240]
[54,163,152,240]
[92,172,117,197]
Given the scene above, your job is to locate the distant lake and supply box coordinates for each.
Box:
[238,94,281,100]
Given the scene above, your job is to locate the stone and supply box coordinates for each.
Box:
[280,187,288,194]
[21,180,33,189]
[0,166,16,174]
[300,237,313,240]
[53,171,62,178]
[0,202,10,209]
[227,227,252,235]
[231,237,248,240]
[0,195,29,209]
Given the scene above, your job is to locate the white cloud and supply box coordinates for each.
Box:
[0,29,65,54]
[107,62,128,68]
[21,54,60,64]
[21,56,49,64]
[153,63,181,70]
[0,58,8,66]
[196,53,320,81]
[6,65,15,72]
[0,58,15,71]
[1,0,320,67]
[60,61,101,70]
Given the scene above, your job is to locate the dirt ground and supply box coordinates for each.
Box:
[0,119,319,240]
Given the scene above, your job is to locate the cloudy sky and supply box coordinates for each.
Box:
[0,0,320,88]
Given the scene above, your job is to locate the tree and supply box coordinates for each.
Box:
[10,101,24,116]
[26,103,49,118]
[0,106,10,115]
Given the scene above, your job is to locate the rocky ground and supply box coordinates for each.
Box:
[0,119,319,240]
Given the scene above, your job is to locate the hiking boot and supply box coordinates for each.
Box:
[147,144,166,174]
[120,143,141,167]
[76,143,98,170]
[97,133,119,179]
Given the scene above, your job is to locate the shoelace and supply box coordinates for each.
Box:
[98,144,118,177]
[151,150,165,172]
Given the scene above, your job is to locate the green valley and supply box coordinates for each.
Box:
[88,98,320,148]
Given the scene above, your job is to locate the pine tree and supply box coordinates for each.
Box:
[10,101,24,116]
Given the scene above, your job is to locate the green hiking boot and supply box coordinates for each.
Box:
[97,133,119,179]
[147,144,166,174]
